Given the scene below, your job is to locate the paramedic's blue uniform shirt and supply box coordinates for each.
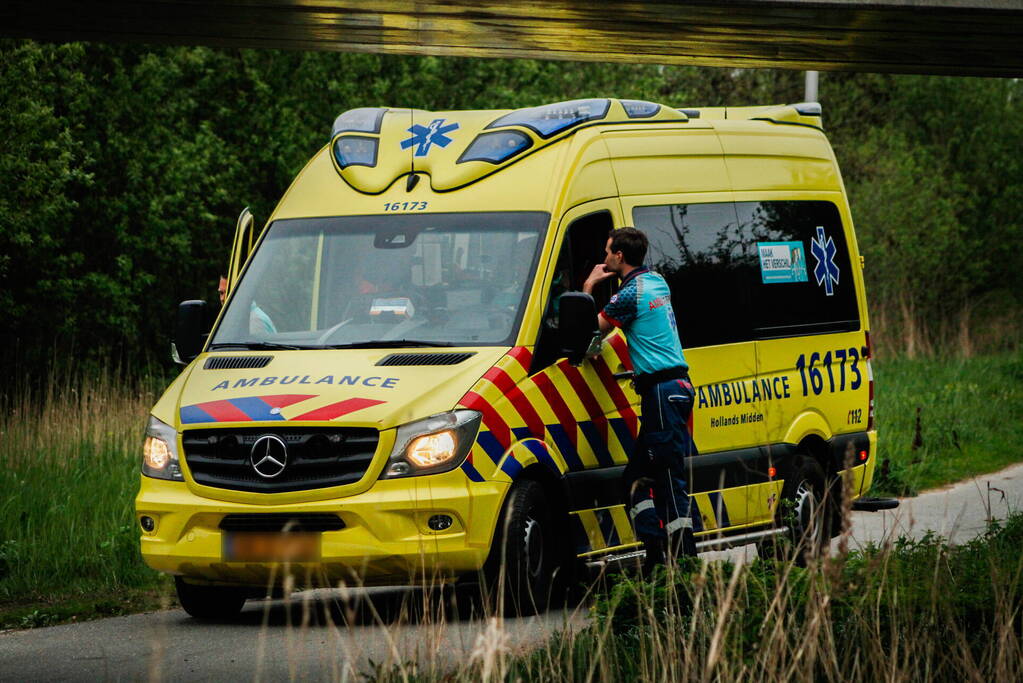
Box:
[600,267,687,376]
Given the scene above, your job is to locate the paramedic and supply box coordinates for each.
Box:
[584,227,697,568]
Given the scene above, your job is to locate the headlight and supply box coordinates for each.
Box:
[381,410,482,479]
[142,415,184,481]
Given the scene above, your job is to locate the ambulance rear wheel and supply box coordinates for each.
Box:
[175,577,247,620]
[759,457,829,566]
[486,479,555,615]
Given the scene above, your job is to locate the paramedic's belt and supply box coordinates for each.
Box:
[633,366,689,394]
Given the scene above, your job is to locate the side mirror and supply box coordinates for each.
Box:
[558,292,599,365]
[173,300,209,365]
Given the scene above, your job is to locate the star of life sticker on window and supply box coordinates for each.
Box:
[810,226,841,296]
[757,241,808,284]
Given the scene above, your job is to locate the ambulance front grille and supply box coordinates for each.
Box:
[181,427,379,493]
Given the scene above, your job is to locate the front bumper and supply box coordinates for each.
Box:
[135,469,508,587]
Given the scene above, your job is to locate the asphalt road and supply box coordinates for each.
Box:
[3,463,1022,681]
[0,587,582,681]
[836,461,1023,549]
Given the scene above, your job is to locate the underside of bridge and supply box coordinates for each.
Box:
[3,1,1022,76]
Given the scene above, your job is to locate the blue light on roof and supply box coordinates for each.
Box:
[331,108,386,137]
[457,130,533,165]
[621,100,661,119]
[332,135,378,169]
[486,99,611,139]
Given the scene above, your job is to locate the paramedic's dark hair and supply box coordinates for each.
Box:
[609,227,648,266]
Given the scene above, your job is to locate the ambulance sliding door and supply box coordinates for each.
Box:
[625,195,767,531]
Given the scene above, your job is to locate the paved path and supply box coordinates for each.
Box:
[837,461,1023,550]
[0,588,581,681]
[4,463,1022,681]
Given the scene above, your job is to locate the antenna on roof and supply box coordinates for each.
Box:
[407,108,417,192]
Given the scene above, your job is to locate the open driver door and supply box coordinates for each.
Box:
[225,207,257,300]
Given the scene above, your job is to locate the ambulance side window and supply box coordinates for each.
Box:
[634,202,757,348]
[738,201,860,337]
[531,211,614,372]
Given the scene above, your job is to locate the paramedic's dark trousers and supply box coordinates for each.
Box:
[626,377,698,563]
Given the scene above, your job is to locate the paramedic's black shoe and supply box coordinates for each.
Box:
[642,541,666,578]
[665,529,698,559]
[680,529,698,557]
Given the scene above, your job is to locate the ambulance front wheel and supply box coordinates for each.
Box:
[485,479,555,615]
[175,577,247,620]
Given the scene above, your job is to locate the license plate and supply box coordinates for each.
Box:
[223,533,321,562]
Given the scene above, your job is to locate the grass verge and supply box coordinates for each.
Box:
[0,584,174,631]
[0,369,169,628]
[872,352,1023,496]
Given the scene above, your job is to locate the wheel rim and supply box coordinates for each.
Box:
[794,479,822,546]
[523,515,545,580]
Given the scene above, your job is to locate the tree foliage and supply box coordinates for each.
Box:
[1,40,1020,378]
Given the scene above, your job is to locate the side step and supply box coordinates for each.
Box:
[851,497,900,512]
[586,526,789,571]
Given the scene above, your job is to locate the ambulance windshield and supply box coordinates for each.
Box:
[211,211,548,349]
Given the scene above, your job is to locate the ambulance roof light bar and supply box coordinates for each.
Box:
[331,107,387,138]
[485,98,611,139]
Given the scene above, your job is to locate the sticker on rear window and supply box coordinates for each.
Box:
[810,226,841,296]
[758,241,808,284]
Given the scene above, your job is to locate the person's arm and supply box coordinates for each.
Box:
[583,264,617,335]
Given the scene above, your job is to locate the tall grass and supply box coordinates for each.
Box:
[870,299,1023,360]
[239,512,1023,681]
[0,369,163,601]
[481,514,1023,682]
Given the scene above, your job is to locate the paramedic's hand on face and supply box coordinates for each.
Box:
[583,264,615,294]
[583,265,616,334]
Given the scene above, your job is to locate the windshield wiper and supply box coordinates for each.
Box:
[323,340,455,349]
[208,341,314,351]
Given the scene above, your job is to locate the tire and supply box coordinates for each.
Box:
[175,577,247,620]
[484,480,555,615]
[758,456,829,566]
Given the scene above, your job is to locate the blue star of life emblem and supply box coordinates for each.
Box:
[811,226,840,296]
[400,118,459,157]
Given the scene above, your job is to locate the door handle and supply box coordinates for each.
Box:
[613,371,635,381]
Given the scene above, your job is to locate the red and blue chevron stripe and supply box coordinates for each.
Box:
[179,394,384,424]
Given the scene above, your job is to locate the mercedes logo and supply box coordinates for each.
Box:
[250,435,288,479]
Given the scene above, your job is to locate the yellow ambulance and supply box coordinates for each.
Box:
[136,98,890,618]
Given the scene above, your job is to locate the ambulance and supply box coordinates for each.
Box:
[136,98,893,618]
